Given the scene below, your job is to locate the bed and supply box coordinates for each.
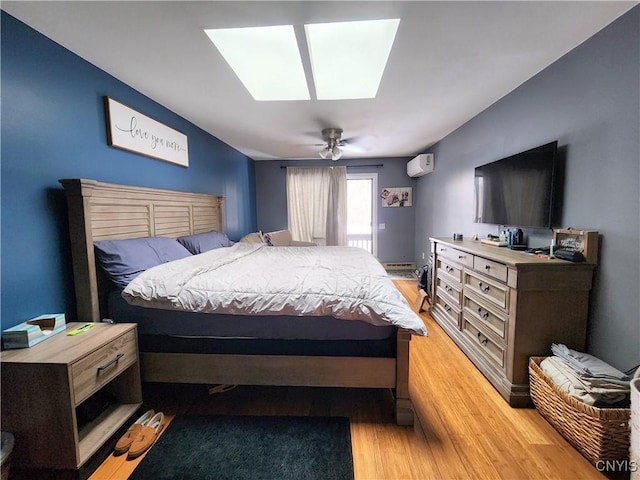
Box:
[60,178,426,425]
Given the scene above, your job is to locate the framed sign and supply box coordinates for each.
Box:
[105,97,189,167]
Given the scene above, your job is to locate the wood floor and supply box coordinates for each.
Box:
[90,280,606,480]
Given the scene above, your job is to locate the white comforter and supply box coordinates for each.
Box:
[122,243,427,335]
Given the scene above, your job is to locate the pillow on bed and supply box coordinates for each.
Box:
[239,232,264,244]
[262,232,274,246]
[177,230,234,255]
[94,237,192,289]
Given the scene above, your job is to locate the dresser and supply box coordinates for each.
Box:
[1,322,142,472]
[429,238,595,406]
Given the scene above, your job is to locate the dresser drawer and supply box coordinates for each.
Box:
[473,256,508,283]
[464,270,509,311]
[435,244,473,268]
[462,317,505,372]
[72,329,137,405]
[437,257,463,283]
[462,293,507,342]
[434,293,462,329]
[436,275,462,308]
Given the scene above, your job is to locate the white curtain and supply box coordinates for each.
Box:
[286,166,347,246]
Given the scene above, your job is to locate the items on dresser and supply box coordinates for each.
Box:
[553,249,586,262]
[553,228,599,264]
[481,228,527,248]
[429,237,596,406]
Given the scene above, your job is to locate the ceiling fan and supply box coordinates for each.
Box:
[317,128,369,161]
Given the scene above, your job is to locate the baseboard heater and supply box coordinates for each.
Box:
[382,262,417,271]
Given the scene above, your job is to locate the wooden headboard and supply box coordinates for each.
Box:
[60,178,225,323]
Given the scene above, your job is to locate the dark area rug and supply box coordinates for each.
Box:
[129,415,354,480]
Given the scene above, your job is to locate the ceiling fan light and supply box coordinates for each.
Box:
[331,146,343,161]
[319,148,330,159]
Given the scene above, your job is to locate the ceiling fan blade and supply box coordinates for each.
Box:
[342,134,377,145]
[339,134,377,153]
[339,142,368,153]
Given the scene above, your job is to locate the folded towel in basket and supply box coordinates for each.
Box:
[551,343,630,381]
[541,356,630,406]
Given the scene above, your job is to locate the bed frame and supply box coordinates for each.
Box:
[60,178,414,425]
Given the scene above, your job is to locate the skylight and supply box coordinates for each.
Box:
[204,19,400,101]
[305,19,400,100]
[204,25,310,101]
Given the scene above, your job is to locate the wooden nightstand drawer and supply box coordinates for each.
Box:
[72,329,137,405]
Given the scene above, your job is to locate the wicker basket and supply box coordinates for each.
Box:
[529,356,630,465]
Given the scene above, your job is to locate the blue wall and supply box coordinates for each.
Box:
[1,12,257,329]
[413,7,639,370]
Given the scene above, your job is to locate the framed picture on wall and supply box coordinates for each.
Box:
[381,187,412,207]
[104,97,189,167]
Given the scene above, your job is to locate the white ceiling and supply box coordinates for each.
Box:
[3,1,636,161]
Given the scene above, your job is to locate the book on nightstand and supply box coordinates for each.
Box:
[2,313,66,349]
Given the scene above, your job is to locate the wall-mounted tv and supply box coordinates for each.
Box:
[473,141,558,228]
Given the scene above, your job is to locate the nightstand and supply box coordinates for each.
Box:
[1,322,142,473]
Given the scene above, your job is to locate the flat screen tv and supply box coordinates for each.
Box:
[473,141,558,228]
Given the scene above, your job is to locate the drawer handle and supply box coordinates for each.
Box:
[445,285,452,293]
[444,303,452,313]
[477,308,490,320]
[458,255,465,260]
[476,332,489,346]
[97,353,124,373]
[478,282,490,293]
[446,266,454,274]
[484,264,491,271]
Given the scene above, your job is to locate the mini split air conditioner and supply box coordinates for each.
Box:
[407,153,434,177]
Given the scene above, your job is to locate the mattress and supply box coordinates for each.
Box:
[108,291,396,341]
[136,334,397,358]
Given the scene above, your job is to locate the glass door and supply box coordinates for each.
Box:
[346,172,378,256]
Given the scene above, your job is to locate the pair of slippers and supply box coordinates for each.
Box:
[114,409,164,459]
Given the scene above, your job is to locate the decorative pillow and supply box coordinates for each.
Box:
[177,230,234,255]
[94,237,192,289]
[262,232,274,246]
[263,230,292,246]
[239,232,264,244]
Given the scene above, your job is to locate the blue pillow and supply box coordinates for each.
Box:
[94,237,192,288]
[177,230,234,255]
